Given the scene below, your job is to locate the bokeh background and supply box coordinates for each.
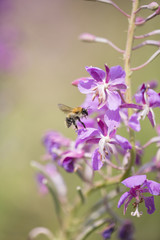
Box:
[1,0,160,239]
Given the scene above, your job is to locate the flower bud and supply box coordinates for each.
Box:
[147,80,158,89]
[102,223,115,239]
[155,6,160,15]
[135,17,145,25]
[148,2,159,10]
[72,77,87,86]
[79,33,96,42]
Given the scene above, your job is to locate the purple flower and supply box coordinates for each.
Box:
[118,175,160,217]
[78,65,126,110]
[76,112,131,171]
[61,149,84,173]
[43,131,70,160]
[36,173,48,194]
[122,83,160,131]
[101,223,115,239]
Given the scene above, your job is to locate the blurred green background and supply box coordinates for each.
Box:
[0,0,160,239]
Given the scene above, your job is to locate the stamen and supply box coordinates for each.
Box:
[131,205,143,218]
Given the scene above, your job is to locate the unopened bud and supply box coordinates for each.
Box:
[101,223,115,239]
[148,2,159,10]
[135,17,145,25]
[79,33,96,42]
[72,77,87,86]
[147,80,158,89]
[155,6,160,15]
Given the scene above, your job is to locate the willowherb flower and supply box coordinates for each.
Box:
[43,131,71,160]
[60,149,85,173]
[118,175,160,217]
[78,65,126,110]
[122,83,160,131]
[76,111,131,170]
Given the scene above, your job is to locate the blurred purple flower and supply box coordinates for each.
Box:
[78,65,126,110]
[60,149,84,173]
[43,131,70,160]
[36,163,67,202]
[147,80,158,89]
[118,220,134,240]
[118,175,160,217]
[101,223,115,239]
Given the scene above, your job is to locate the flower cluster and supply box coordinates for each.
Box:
[34,64,160,228]
[36,64,160,205]
[39,65,160,177]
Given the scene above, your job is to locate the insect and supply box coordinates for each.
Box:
[58,104,88,129]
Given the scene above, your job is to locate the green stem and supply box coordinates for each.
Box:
[124,0,139,104]
[122,0,139,179]
[75,218,109,240]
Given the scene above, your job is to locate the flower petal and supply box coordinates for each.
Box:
[109,78,127,91]
[105,64,110,83]
[62,158,74,172]
[147,109,156,127]
[62,150,84,159]
[92,148,103,170]
[104,109,120,135]
[75,128,100,147]
[128,113,141,132]
[148,89,160,108]
[97,118,108,136]
[146,180,160,195]
[115,135,132,150]
[117,191,130,208]
[121,175,147,188]
[78,78,96,94]
[86,66,105,82]
[144,196,155,214]
[106,90,121,110]
[109,65,125,80]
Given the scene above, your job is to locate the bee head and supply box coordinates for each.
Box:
[82,108,88,117]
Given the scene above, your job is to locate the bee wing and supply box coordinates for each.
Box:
[58,104,73,114]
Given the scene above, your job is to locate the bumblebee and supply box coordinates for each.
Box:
[58,104,88,129]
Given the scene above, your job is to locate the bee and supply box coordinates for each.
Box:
[58,104,88,129]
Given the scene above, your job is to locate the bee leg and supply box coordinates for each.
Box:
[76,117,86,128]
[72,118,78,130]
